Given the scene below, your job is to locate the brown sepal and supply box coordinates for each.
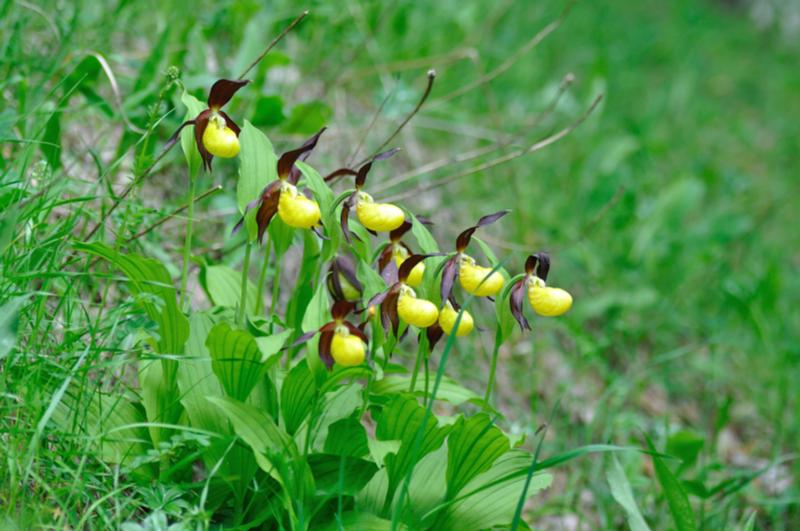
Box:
[389,221,413,242]
[208,79,250,109]
[343,321,368,343]
[378,245,395,275]
[426,324,444,349]
[331,301,356,321]
[324,167,357,183]
[164,119,196,152]
[455,210,510,251]
[355,148,401,189]
[219,110,241,135]
[278,127,326,180]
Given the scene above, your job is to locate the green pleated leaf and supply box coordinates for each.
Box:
[75,242,188,356]
[200,264,258,314]
[280,359,316,435]
[205,322,267,402]
[307,453,378,496]
[324,418,370,458]
[300,281,330,380]
[606,454,651,531]
[208,395,296,473]
[237,120,278,241]
[376,395,451,507]
[435,451,552,531]
[647,437,697,531]
[409,212,438,253]
[446,414,510,498]
[321,511,403,531]
[395,442,448,527]
[305,383,363,453]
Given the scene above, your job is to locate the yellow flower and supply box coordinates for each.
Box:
[330,328,366,366]
[397,289,439,328]
[393,248,425,287]
[202,115,240,158]
[438,301,474,337]
[527,278,572,317]
[355,192,405,232]
[459,256,504,296]
[278,184,321,229]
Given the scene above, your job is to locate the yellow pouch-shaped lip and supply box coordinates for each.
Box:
[527,284,572,316]
[330,332,366,366]
[395,254,425,287]
[438,302,474,337]
[459,261,504,296]
[202,119,240,158]
[356,195,405,232]
[397,293,439,328]
[278,187,321,229]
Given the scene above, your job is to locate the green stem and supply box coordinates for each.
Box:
[179,169,197,311]
[485,330,502,404]
[409,345,424,393]
[423,356,430,407]
[237,242,252,326]
[254,237,272,315]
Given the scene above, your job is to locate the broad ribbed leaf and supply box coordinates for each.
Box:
[208,395,296,473]
[238,121,278,241]
[436,451,552,530]
[446,414,510,498]
[300,281,330,379]
[200,264,258,314]
[75,242,188,356]
[280,359,315,435]
[306,383,363,452]
[324,418,370,457]
[308,454,378,496]
[607,454,651,531]
[376,395,451,507]
[396,442,448,527]
[409,212,438,253]
[321,511,401,531]
[205,323,266,402]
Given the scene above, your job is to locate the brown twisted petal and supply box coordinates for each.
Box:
[343,321,369,343]
[389,221,413,242]
[193,109,213,171]
[426,323,444,349]
[218,110,241,135]
[207,79,250,109]
[380,287,401,336]
[440,257,459,307]
[535,252,550,281]
[510,279,531,331]
[319,330,335,370]
[255,181,282,243]
[331,301,356,320]
[278,127,326,180]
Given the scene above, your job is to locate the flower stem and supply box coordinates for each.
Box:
[254,236,272,315]
[238,242,252,326]
[179,169,196,311]
[484,330,503,404]
[408,334,429,394]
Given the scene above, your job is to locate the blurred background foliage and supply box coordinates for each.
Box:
[2,0,799,527]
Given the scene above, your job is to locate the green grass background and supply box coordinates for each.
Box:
[1,0,798,528]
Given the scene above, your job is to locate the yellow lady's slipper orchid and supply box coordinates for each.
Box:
[527,277,572,317]
[278,184,321,229]
[438,301,474,337]
[397,289,439,328]
[202,115,240,158]
[330,327,366,366]
[355,192,405,232]
[459,257,504,297]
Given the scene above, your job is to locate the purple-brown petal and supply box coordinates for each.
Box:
[331,301,356,320]
[291,329,319,348]
[193,109,213,171]
[164,119,196,152]
[535,252,550,281]
[510,279,531,331]
[208,79,250,109]
[398,254,428,283]
[389,221,413,243]
[426,324,444,349]
[319,331,335,370]
[218,110,241,135]
[440,257,459,305]
[355,147,401,188]
[324,167,357,183]
[344,321,368,343]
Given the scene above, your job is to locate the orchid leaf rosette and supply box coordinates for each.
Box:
[510,252,573,330]
[169,79,250,170]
